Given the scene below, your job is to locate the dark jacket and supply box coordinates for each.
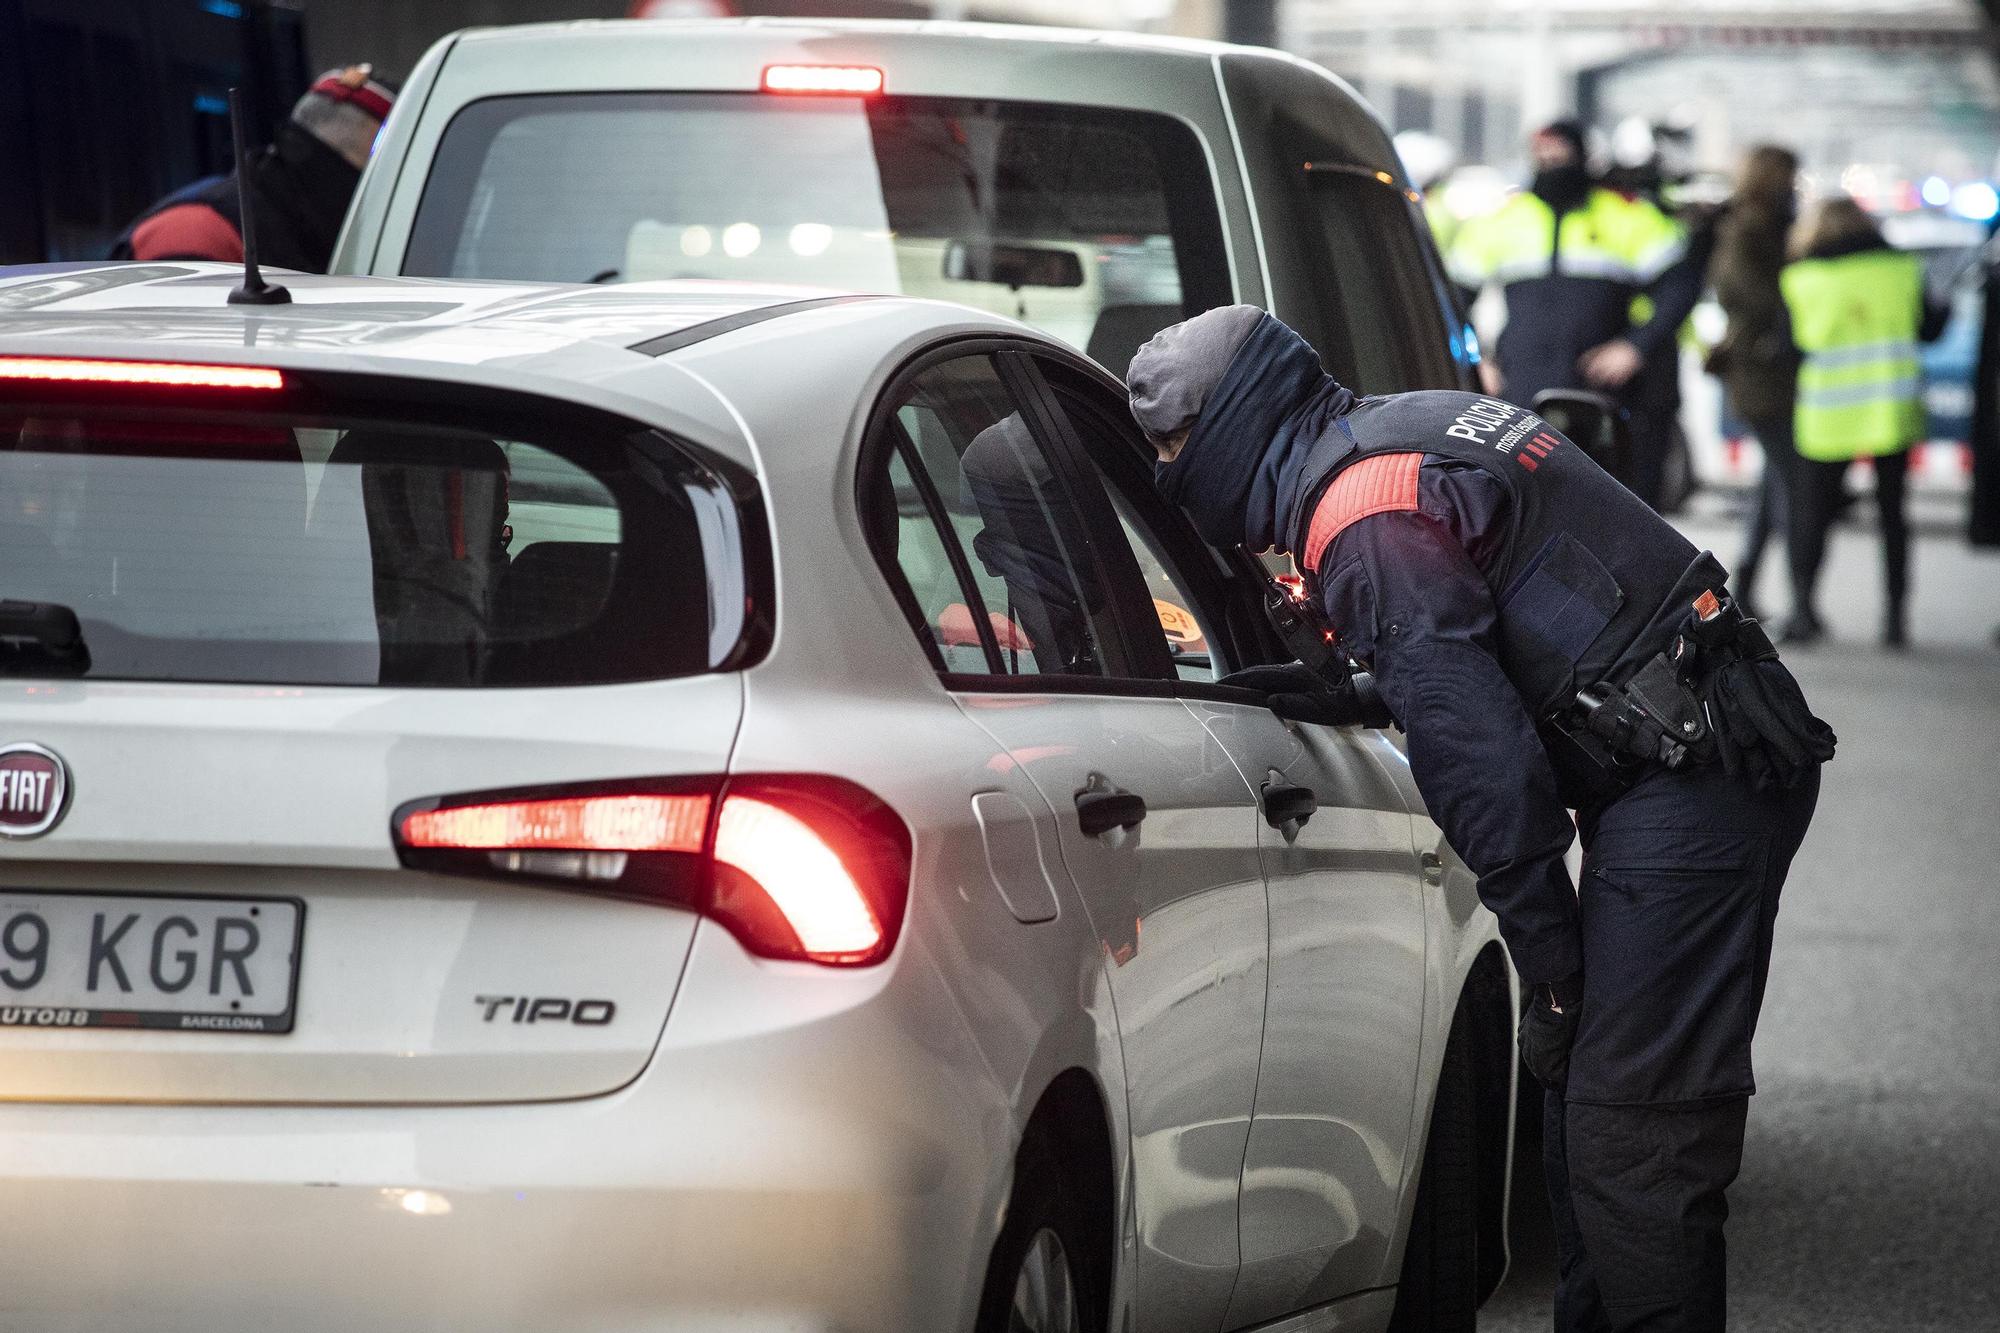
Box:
[1154,313,1726,983]
[1707,199,1799,425]
[109,122,361,274]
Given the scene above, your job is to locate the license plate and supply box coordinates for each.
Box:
[0,891,302,1034]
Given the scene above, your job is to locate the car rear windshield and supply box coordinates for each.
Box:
[404,92,1232,374]
[0,403,755,687]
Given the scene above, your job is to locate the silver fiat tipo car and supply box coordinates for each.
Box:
[0,264,1513,1331]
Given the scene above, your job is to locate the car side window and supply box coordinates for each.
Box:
[1101,491,1223,682]
[864,353,1127,680]
[1036,368,1238,683]
[1297,167,1459,393]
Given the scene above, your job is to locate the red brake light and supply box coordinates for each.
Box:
[0,357,285,391]
[761,64,884,95]
[393,775,911,967]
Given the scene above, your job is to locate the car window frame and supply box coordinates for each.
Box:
[854,336,1182,697]
[1019,348,1300,703]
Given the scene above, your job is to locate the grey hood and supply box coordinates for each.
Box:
[1125,303,1266,441]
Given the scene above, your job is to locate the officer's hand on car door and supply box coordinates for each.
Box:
[1520,972,1584,1093]
[1218,662,1350,727]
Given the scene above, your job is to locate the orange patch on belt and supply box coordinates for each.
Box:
[1302,451,1423,573]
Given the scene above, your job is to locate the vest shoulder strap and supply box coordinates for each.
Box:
[1302,451,1422,573]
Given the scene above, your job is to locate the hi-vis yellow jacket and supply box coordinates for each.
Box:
[1449,186,1691,407]
[1780,247,1927,462]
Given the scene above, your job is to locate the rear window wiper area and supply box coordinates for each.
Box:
[0,600,91,677]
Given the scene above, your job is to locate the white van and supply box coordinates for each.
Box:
[334,18,1479,395]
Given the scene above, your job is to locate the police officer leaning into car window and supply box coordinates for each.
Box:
[1127,304,1836,1332]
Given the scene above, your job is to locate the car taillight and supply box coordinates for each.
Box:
[761,64,884,95]
[0,357,285,391]
[393,775,910,967]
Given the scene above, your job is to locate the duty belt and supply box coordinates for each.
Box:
[1545,590,1775,793]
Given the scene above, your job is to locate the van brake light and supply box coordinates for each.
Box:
[761,64,884,95]
[0,357,285,391]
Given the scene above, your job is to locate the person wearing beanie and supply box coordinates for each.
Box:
[110,65,397,273]
[1448,119,1703,513]
[1131,303,1833,1331]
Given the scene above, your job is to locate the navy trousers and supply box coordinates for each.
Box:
[1546,760,1820,1332]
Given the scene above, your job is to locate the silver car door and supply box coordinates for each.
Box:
[863,346,1268,1333]
[1032,359,1432,1324]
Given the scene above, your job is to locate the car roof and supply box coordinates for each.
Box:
[446,16,1253,62]
[0,264,1059,471]
[0,264,903,363]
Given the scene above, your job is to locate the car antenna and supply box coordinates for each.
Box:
[225,86,291,306]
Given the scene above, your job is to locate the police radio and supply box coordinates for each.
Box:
[1260,576,1396,730]
[1263,577,1345,680]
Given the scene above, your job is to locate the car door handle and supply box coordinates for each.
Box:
[1075,789,1147,837]
[1260,782,1317,831]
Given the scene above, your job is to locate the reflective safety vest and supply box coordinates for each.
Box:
[1780,249,1926,462]
[1450,188,1685,290]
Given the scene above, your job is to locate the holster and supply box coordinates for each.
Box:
[1546,592,1756,790]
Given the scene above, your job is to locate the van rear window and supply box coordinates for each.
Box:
[0,405,755,687]
[404,93,1232,376]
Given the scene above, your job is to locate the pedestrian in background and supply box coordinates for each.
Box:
[109,65,396,273]
[1707,144,1803,620]
[1780,196,1949,647]
[1449,119,1704,511]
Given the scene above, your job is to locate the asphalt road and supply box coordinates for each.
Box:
[1482,491,2000,1333]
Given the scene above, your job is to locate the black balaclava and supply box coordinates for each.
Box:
[1141,312,1356,554]
[1530,118,1593,215]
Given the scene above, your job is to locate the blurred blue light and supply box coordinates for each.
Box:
[1951,181,1999,222]
[193,93,228,116]
[1921,176,1951,208]
[1463,325,1482,365]
[200,0,245,17]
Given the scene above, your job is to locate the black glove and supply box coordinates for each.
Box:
[1218,662,1349,727]
[1700,656,1837,790]
[1519,975,1583,1094]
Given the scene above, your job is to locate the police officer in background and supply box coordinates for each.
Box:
[1451,119,1703,511]
[1127,304,1836,1332]
[110,65,396,273]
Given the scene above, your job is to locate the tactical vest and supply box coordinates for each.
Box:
[1290,390,1726,719]
[1781,249,1926,462]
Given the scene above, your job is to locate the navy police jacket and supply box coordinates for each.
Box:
[1156,314,1727,984]
[109,121,360,273]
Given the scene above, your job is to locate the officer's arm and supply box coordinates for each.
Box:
[1320,511,1582,985]
[1626,214,1703,363]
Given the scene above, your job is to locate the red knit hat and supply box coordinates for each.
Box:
[304,64,397,125]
